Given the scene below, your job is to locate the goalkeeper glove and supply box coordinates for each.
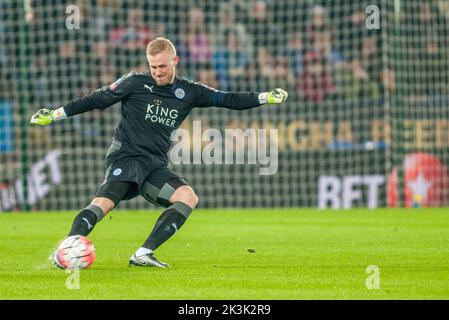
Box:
[30,107,67,126]
[259,88,288,104]
[30,108,55,126]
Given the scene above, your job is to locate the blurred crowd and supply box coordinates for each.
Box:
[0,0,448,106]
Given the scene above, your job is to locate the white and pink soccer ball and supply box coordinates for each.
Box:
[55,235,96,269]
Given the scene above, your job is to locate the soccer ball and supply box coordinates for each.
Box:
[54,235,96,269]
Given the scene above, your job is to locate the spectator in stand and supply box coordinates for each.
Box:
[359,35,382,94]
[110,8,151,49]
[337,4,367,64]
[305,5,345,65]
[29,54,50,105]
[213,30,250,91]
[254,47,295,93]
[211,2,254,64]
[298,5,341,103]
[334,35,380,101]
[246,0,283,55]
[285,31,304,77]
[110,8,152,72]
[255,47,276,90]
[406,2,449,95]
[80,40,117,141]
[178,5,214,79]
[298,50,335,103]
[305,5,329,50]
[87,0,115,41]
[87,40,116,91]
[272,55,296,92]
[197,62,219,91]
[57,40,82,97]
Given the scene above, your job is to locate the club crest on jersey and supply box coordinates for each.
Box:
[113,168,122,176]
[175,88,185,99]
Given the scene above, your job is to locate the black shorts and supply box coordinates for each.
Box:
[95,157,188,207]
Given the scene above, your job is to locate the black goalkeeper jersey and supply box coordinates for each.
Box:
[62,72,262,165]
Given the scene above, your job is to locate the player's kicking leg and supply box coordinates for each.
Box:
[51,181,134,268]
[129,171,198,268]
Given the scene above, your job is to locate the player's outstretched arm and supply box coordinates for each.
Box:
[30,107,67,126]
[30,73,136,126]
[194,83,288,110]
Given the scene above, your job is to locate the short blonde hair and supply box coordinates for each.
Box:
[146,37,177,58]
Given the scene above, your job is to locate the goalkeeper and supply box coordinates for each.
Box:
[31,37,288,268]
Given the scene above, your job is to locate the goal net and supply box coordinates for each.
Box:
[1,0,448,211]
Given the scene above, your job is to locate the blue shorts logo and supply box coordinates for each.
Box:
[113,168,122,176]
[175,88,185,99]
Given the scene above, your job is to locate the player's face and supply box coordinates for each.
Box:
[148,51,179,86]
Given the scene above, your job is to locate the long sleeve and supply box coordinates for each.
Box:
[62,73,135,117]
[192,82,261,110]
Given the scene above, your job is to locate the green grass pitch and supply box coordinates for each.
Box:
[0,208,448,299]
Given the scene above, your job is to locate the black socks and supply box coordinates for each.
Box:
[68,205,104,236]
[67,201,192,252]
[142,202,193,251]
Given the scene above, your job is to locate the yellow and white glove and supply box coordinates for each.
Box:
[259,88,288,104]
[30,108,55,126]
[30,107,66,126]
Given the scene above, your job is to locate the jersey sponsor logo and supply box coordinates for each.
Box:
[145,99,179,127]
[113,168,122,176]
[144,84,154,93]
[175,88,185,99]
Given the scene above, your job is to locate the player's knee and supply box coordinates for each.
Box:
[170,186,198,209]
[90,197,115,216]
